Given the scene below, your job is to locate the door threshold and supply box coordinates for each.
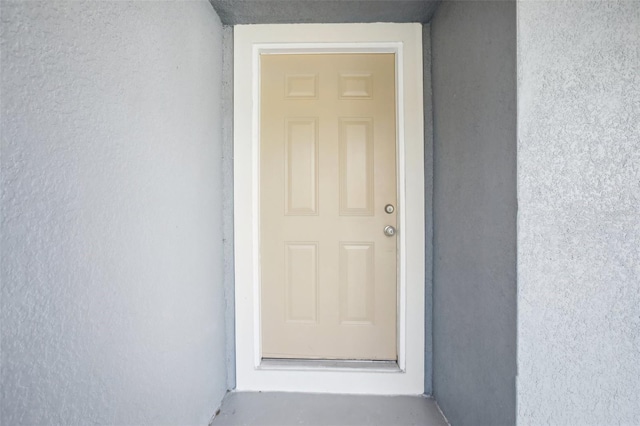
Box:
[259,358,402,373]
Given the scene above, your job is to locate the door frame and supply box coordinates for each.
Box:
[233,23,425,395]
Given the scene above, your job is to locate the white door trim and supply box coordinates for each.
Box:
[233,23,425,395]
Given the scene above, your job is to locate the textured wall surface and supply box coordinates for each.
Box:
[221,25,236,391]
[422,23,434,397]
[1,1,228,424]
[431,1,517,425]
[209,0,440,25]
[517,1,640,424]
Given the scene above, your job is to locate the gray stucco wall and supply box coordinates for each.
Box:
[423,23,434,397]
[221,25,236,391]
[209,0,440,25]
[431,1,517,425]
[1,1,228,424]
[517,2,640,424]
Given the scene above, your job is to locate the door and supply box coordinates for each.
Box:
[260,53,397,360]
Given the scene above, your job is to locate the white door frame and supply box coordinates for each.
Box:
[233,23,425,395]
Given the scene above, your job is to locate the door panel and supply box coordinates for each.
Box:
[339,118,374,215]
[285,118,318,215]
[285,242,318,323]
[260,53,397,360]
[339,242,375,325]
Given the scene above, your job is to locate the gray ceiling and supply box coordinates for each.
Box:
[209,0,441,25]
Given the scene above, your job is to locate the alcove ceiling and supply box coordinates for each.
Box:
[209,0,441,25]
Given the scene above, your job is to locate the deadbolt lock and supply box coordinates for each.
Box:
[384,204,395,214]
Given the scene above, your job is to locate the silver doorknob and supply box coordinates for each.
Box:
[384,225,396,237]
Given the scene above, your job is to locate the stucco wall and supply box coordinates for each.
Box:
[209,0,439,25]
[517,1,640,424]
[221,25,236,391]
[431,1,517,424]
[422,22,434,396]
[1,1,227,424]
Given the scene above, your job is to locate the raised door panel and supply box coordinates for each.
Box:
[339,242,375,325]
[285,243,318,323]
[285,118,319,215]
[339,118,374,216]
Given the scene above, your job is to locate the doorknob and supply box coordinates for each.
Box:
[384,225,396,237]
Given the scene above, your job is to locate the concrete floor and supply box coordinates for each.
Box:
[211,392,449,426]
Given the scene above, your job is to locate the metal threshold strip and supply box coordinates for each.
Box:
[259,358,402,373]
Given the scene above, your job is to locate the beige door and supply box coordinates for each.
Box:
[260,53,397,360]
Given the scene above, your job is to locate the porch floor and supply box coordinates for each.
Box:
[211,391,449,426]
